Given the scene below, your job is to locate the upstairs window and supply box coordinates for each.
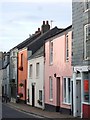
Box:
[84,0,89,11]
[49,41,53,64]
[66,34,69,61]
[29,64,33,78]
[36,63,39,78]
[84,24,90,59]
[21,54,23,67]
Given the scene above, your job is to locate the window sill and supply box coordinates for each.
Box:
[49,63,53,66]
[49,99,53,102]
[82,102,90,105]
[84,9,90,13]
[63,102,71,105]
[84,57,90,61]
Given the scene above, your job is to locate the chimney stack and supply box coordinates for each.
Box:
[35,28,41,34]
[41,20,50,34]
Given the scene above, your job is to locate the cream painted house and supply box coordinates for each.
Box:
[27,47,44,109]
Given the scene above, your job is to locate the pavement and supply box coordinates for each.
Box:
[6,101,75,119]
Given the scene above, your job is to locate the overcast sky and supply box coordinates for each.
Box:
[0,0,72,52]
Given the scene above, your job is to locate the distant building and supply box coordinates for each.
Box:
[0,52,3,96]
[9,48,18,103]
[2,52,10,97]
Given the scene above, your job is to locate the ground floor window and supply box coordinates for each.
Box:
[27,89,30,102]
[39,90,42,101]
[63,77,71,104]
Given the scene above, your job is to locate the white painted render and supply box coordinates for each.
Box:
[27,56,44,109]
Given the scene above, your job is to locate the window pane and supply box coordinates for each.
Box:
[68,78,71,103]
[39,90,42,101]
[64,78,66,102]
[49,77,53,99]
[50,41,53,64]
[36,63,39,77]
[21,54,23,67]
[66,34,69,61]
[29,64,32,77]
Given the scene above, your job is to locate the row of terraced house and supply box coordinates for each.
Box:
[0,0,90,118]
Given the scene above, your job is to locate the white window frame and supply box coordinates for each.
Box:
[49,41,53,65]
[36,62,39,78]
[63,77,71,104]
[29,64,32,78]
[49,76,53,101]
[66,34,69,61]
[84,24,90,60]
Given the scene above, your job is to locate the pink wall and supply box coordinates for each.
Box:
[45,31,72,109]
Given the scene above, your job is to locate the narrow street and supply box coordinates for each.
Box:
[2,103,44,119]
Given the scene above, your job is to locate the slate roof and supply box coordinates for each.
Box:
[28,46,44,60]
[27,27,62,56]
[12,32,41,50]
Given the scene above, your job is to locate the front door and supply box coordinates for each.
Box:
[76,80,81,117]
[32,85,35,107]
[56,77,60,112]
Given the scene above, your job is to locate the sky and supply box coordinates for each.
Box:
[0,0,72,52]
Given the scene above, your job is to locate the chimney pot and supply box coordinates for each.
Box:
[38,28,40,32]
[46,21,49,25]
[43,21,45,25]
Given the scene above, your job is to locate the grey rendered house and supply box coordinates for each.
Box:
[72,0,90,118]
[0,52,3,96]
[9,48,18,102]
[2,52,10,97]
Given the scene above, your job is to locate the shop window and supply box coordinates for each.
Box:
[83,79,89,102]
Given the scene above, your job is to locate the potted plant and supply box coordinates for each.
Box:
[18,93,23,98]
[37,99,42,105]
[19,83,24,87]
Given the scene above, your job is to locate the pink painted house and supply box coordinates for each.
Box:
[44,25,73,114]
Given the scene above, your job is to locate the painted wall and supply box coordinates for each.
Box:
[27,56,44,109]
[45,30,72,110]
[18,48,27,101]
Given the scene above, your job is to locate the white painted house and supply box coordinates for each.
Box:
[27,46,44,109]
